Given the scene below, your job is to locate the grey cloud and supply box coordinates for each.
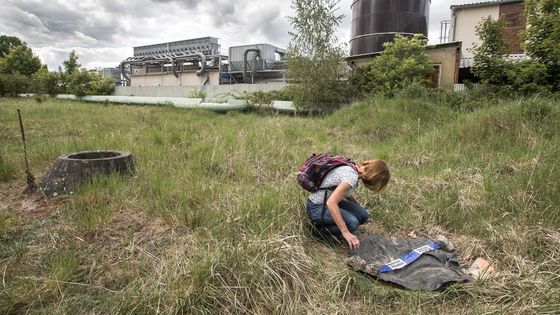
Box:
[197,0,239,27]
[3,0,170,46]
[249,7,288,44]
[151,0,202,9]
[0,0,467,71]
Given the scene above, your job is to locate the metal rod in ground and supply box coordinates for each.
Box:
[17,109,37,193]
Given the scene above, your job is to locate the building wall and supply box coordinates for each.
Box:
[347,42,461,91]
[130,70,220,87]
[500,2,525,54]
[451,5,500,58]
[426,43,461,91]
[115,83,287,101]
[451,2,525,58]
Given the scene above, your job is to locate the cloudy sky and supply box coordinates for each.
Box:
[0,0,476,70]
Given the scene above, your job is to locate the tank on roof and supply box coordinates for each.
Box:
[350,0,431,57]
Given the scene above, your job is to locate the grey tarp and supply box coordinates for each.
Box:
[347,232,471,291]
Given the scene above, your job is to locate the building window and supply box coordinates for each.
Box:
[429,64,442,87]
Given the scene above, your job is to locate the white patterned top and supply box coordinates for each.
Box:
[309,166,359,204]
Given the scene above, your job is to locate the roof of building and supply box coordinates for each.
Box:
[346,41,462,62]
[451,0,522,10]
[459,53,528,68]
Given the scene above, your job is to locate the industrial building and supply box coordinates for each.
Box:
[120,37,286,87]
[446,0,526,82]
[119,0,520,95]
[227,44,286,84]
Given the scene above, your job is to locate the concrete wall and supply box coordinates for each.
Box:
[131,70,220,87]
[427,43,461,91]
[451,5,500,58]
[115,83,288,101]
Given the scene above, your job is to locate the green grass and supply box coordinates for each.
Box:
[0,95,559,314]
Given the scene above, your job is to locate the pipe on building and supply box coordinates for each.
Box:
[120,53,207,83]
[120,57,149,84]
[275,49,286,61]
[243,48,260,83]
[194,52,206,76]
[120,61,130,83]
[166,56,178,78]
[450,7,457,43]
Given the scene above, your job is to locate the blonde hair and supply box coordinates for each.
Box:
[359,160,390,192]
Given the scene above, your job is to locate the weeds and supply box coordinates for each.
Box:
[0,151,17,182]
[0,95,558,313]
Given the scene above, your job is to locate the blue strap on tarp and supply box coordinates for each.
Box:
[379,241,441,273]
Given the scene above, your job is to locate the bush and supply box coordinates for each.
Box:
[90,73,115,95]
[347,64,373,99]
[66,71,115,96]
[240,89,292,105]
[505,60,550,95]
[32,68,63,96]
[395,81,431,99]
[432,88,466,110]
[0,74,32,96]
[351,34,434,97]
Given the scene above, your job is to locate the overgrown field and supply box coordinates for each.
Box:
[1,95,559,314]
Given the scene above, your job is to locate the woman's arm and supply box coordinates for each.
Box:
[326,182,360,250]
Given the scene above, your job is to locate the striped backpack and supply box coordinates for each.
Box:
[297,153,357,193]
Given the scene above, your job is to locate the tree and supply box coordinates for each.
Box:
[471,17,508,85]
[63,50,81,74]
[286,0,346,112]
[524,0,560,90]
[0,45,42,76]
[364,34,434,94]
[0,35,24,58]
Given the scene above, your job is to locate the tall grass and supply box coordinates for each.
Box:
[0,96,558,313]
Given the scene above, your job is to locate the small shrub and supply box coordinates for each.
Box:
[240,89,293,105]
[432,88,465,110]
[0,73,32,96]
[365,34,434,95]
[395,81,430,99]
[505,60,551,95]
[66,71,115,96]
[32,69,63,96]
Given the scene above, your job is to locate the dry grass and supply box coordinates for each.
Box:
[0,95,558,314]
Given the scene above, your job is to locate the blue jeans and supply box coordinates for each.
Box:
[306,199,369,236]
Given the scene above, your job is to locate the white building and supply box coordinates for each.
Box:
[449,0,525,59]
[447,0,526,81]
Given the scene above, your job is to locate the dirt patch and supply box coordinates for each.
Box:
[0,181,63,219]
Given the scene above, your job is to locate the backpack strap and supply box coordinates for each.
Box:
[320,185,339,224]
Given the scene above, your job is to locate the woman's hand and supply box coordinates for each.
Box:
[343,231,360,250]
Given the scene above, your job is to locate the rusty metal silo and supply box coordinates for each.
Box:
[350,0,431,57]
